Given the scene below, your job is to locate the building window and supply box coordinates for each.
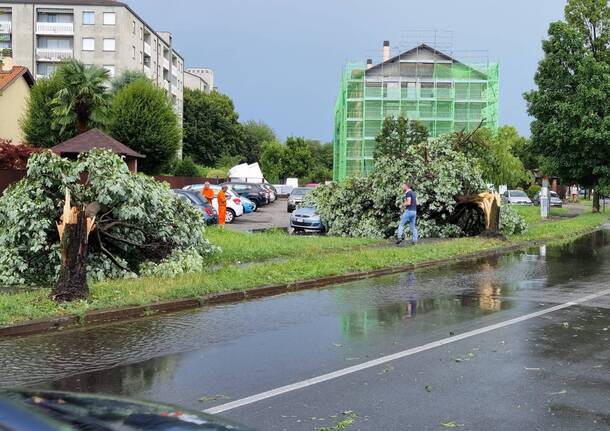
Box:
[132,45,136,59]
[139,27,142,40]
[132,20,136,33]
[82,11,95,25]
[139,51,143,64]
[82,37,95,51]
[103,65,115,78]
[103,38,115,51]
[103,12,116,25]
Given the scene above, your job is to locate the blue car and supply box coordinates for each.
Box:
[240,196,256,213]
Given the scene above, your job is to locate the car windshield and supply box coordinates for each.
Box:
[511,191,528,198]
[291,188,312,196]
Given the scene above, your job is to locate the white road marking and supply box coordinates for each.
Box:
[204,288,610,415]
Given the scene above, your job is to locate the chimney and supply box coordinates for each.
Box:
[366,58,373,69]
[383,40,390,62]
[1,53,13,72]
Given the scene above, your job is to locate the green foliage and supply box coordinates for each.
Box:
[527,184,542,199]
[499,205,528,235]
[21,75,68,147]
[524,0,610,208]
[374,116,429,159]
[172,156,206,177]
[108,79,181,174]
[259,140,286,183]
[111,70,148,94]
[52,60,110,134]
[241,120,277,163]
[0,150,215,286]
[305,134,487,239]
[183,89,245,166]
[454,127,528,188]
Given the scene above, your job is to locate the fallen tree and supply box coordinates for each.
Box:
[0,150,216,298]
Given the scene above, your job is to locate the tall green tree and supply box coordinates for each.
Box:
[51,60,110,135]
[21,75,67,147]
[183,89,245,166]
[283,137,314,179]
[374,116,429,160]
[259,140,285,183]
[241,120,277,163]
[524,0,610,211]
[108,79,181,175]
[111,70,148,94]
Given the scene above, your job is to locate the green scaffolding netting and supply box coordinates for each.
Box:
[333,60,500,181]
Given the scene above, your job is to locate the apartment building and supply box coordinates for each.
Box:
[0,0,185,121]
[185,67,214,93]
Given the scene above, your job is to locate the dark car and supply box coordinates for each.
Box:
[173,189,218,225]
[0,389,255,431]
[220,182,268,209]
[532,190,563,207]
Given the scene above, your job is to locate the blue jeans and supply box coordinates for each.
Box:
[397,210,418,243]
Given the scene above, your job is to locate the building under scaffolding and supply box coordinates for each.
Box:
[333,40,499,181]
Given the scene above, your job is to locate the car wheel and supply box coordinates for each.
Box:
[226,209,236,224]
[251,200,258,212]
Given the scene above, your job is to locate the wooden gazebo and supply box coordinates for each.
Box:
[51,129,144,173]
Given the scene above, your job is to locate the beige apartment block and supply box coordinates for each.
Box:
[185,67,214,93]
[0,0,185,123]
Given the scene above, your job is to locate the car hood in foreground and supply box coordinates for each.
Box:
[0,390,255,431]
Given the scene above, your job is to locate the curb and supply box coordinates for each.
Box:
[0,228,602,339]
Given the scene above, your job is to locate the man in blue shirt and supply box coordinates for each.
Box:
[396,183,418,245]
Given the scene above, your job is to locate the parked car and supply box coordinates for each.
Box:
[260,183,277,202]
[532,190,563,207]
[182,184,244,224]
[502,190,533,205]
[220,182,269,208]
[172,189,217,225]
[240,195,256,213]
[0,389,255,431]
[290,207,325,233]
[287,187,314,212]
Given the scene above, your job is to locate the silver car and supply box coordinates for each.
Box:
[290,207,325,233]
[287,187,314,212]
[532,190,563,207]
[502,190,533,205]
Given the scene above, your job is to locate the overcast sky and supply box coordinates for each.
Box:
[125,0,567,142]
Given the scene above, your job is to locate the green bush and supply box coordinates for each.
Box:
[527,184,541,198]
[173,156,205,177]
[499,205,528,235]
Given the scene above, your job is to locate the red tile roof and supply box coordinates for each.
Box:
[0,66,35,92]
[51,128,145,158]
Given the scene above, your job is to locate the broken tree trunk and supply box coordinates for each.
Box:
[456,192,502,237]
[51,190,96,303]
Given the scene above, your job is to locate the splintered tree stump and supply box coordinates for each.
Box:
[51,190,96,303]
[456,192,503,238]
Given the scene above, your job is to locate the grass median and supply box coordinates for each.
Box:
[0,211,608,328]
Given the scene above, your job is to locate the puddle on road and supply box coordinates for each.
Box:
[0,230,609,392]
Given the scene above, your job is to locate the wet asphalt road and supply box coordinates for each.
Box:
[1,231,609,430]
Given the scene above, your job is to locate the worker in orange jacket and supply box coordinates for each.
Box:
[201,182,215,205]
[217,185,228,230]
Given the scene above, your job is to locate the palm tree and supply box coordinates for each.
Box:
[51,60,110,135]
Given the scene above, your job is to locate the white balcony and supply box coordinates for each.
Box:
[162,57,169,70]
[36,48,73,61]
[143,64,152,78]
[0,22,11,33]
[36,22,74,35]
[144,42,151,56]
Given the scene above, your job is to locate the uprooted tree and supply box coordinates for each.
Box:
[304,117,527,239]
[0,150,216,300]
